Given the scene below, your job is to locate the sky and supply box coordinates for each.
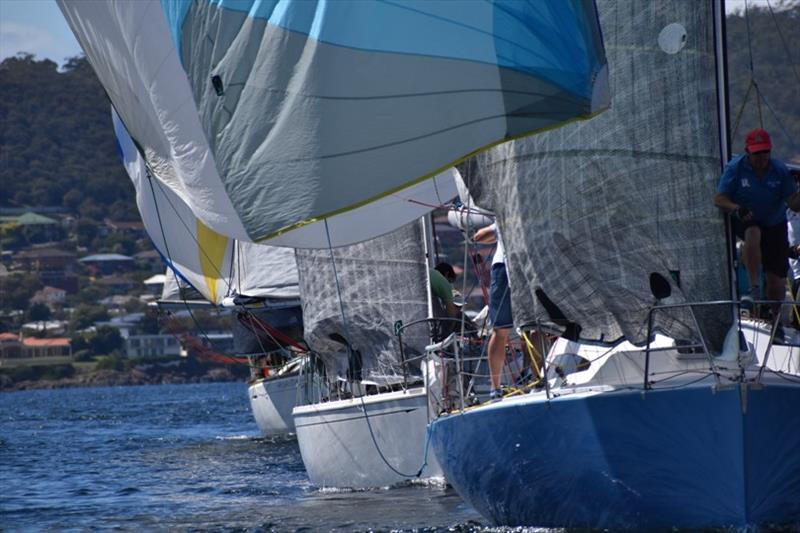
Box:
[0,0,793,67]
[0,0,82,66]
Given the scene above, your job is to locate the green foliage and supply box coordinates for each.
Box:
[0,54,134,217]
[95,353,124,371]
[0,273,43,311]
[89,325,123,355]
[69,304,109,331]
[27,302,51,322]
[726,5,800,161]
[2,364,75,382]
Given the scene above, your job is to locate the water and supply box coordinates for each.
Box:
[0,382,484,531]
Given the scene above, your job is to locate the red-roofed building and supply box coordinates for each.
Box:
[0,332,22,359]
[21,337,72,358]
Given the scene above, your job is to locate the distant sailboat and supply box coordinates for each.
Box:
[113,108,305,437]
[428,0,800,529]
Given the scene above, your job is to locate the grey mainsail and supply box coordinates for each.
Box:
[465,0,729,347]
[295,222,430,384]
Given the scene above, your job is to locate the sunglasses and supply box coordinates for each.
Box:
[751,150,771,155]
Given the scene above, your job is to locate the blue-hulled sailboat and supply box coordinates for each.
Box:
[428,0,800,529]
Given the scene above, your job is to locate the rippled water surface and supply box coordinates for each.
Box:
[0,382,484,531]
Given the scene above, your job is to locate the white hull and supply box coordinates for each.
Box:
[248,373,300,437]
[293,387,443,488]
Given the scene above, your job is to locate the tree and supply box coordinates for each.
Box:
[89,326,123,356]
[64,189,84,213]
[27,302,51,322]
[69,304,109,331]
[0,274,42,311]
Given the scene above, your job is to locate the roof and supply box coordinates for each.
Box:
[94,276,136,286]
[16,212,59,225]
[40,286,66,295]
[15,248,75,259]
[105,220,144,230]
[79,253,134,262]
[134,249,162,260]
[143,274,166,285]
[22,337,70,347]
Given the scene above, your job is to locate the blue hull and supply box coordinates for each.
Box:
[430,383,800,529]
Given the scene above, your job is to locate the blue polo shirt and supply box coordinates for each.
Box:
[717,154,795,226]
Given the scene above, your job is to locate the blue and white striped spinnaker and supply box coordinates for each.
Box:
[58,0,608,247]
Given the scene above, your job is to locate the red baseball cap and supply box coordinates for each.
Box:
[745,128,772,153]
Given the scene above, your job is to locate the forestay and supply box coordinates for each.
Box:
[295,222,429,384]
[465,0,729,347]
[58,0,608,246]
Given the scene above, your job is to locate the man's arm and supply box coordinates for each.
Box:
[713,192,738,214]
[473,224,497,245]
[713,193,752,220]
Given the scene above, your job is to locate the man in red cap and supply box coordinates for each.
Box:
[714,128,800,320]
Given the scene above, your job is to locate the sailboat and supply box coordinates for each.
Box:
[427,0,800,529]
[113,108,306,437]
[58,0,610,488]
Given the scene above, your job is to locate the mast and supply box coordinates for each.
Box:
[713,0,737,306]
[422,214,436,323]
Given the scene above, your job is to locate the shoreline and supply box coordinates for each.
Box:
[0,366,248,392]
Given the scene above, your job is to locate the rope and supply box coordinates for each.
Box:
[520,330,543,377]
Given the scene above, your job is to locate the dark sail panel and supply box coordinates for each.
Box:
[467,0,728,346]
[295,222,429,383]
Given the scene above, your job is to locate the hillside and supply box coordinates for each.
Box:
[0,55,136,220]
[0,6,798,220]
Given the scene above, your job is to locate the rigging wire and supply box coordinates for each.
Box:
[765,0,800,86]
[322,219,427,479]
[144,164,245,361]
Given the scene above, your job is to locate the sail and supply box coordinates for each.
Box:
[295,222,429,384]
[228,241,298,300]
[465,0,729,346]
[160,268,182,301]
[58,0,608,246]
[114,109,299,305]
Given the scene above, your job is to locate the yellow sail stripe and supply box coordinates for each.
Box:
[196,219,228,304]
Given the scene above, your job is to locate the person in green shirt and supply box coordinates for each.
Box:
[430,262,458,318]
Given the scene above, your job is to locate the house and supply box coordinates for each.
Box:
[125,334,181,358]
[12,247,79,293]
[0,332,72,364]
[14,247,76,273]
[0,332,22,358]
[0,211,62,243]
[30,286,67,310]
[143,273,166,295]
[21,320,68,335]
[21,337,72,358]
[101,219,146,242]
[92,275,137,292]
[79,253,134,276]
